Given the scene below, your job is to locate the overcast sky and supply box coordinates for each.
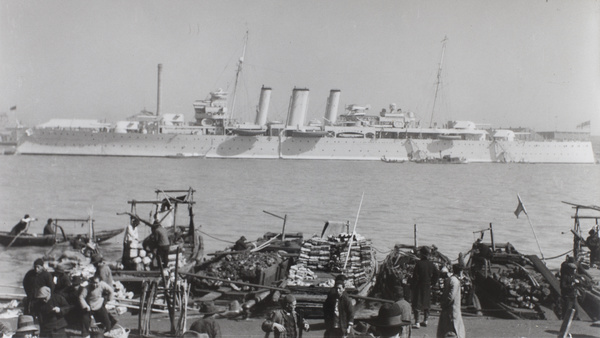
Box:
[1,0,599,134]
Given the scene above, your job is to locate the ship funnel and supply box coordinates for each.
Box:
[255,86,272,126]
[286,88,309,128]
[324,89,341,126]
[156,64,162,116]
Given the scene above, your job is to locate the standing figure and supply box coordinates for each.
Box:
[392,285,412,338]
[437,265,465,338]
[22,259,54,315]
[560,263,580,319]
[122,217,140,270]
[262,295,309,338]
[233,236,251,251]
[79,275,117,336]
[185,301,224,338]
[62,276,84,329]
[323,279,354,338]
[32,286,70,338]
[53,264,71,297]
[585,228,600,267]
[10,214,36,236]
[411,246,439,328]
[150,221,171,268]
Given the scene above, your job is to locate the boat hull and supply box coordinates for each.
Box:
[0,229,124,247]
[17,130,596,163]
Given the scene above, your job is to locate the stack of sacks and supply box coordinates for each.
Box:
[129,243,154,271]
[286,265,316,286]
[166,245,187,269]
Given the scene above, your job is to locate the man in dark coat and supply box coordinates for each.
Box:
[22,258,54,315]
[323,279,354,337]
[560,262,580,319]
[262,294,309,338]
[410,246,439,328]
[43,219,55,236]
[32,286,70,337]
[585,228,600,267]
[186,301,224,338]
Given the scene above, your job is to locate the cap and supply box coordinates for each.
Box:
[198,301,226,317]
[36,286,51,299]
[16,315,39,333]
[34,258,44,268]
[282,294,296,305]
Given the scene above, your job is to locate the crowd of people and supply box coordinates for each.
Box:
[12,254,117,338]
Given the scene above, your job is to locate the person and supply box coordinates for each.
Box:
[79,275,117,336]
[31,286,70,337]
[366,303,407,338]
[43,219,55,236]
[323,279,354,338]
[13,315,39,338]
[91,253,114,286]
[560,262,580,319]
[392,285,412,338]
[62,276,84,328]
[585,228,600,267]
[186,301,224,338]
[410,246,439,329]
[150,221,171,268]
[437,264,465,338]
[262,294,309,338]
[10,214,36,236]
[53,264,71,297]
[22,259,54,315]
[232,236,251,251]
[122,217,140,269]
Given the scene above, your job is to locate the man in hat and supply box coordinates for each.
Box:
[62,276,85,328]
[9,214,36,236]
[186,301,224,338]
[13,315,39,338]
[53,264,71,297]
[367,303,407,338]
[262,294,309,338]
[410,246,439,328]
[585,228,600,267]
[323,279,354,338]
[560,262,580,319]
[91,253,114,286]
[79,275,117,336]
[42,219,55,236]
[22,259,54,315]
[437,265,465,338]
[32,286,70,338]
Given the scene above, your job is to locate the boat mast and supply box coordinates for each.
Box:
[229,31,248,124]
[429,36,447,128]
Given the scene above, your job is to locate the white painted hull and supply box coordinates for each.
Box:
[17,130,596,163]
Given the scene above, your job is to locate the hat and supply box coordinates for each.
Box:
[281,294,296,305]
[33,258,44,268]
[71,276,82,286]
[367,303,407,328]
[54,264,67,273]
[91,253,103,264]
[419,246,431,257]
[36,286,51,299]
[16,315,39,333]
[198,301,225,316]
[567,263,577,270]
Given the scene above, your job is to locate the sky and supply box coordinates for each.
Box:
[1,0,599,134]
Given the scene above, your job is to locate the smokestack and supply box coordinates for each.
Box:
[156,64,163,116]
[255,86,272,126]
[286,88,309,128]
[324,89,341,126]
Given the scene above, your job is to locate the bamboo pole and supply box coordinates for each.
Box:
[343,192,365,270]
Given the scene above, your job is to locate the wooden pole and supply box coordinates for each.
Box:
[414,224,418,248]
[343,192,365,270]
[489,223,495,252]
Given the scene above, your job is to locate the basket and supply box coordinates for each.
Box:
[104,324,130,338]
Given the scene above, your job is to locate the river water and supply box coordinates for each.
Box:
[1,155,599,294]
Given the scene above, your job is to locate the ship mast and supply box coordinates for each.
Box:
[429,36,447,128]
[229,31,248,124]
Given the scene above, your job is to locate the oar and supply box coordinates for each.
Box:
[6,230,26,249]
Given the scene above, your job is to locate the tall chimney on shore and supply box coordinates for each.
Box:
[324,89,341,126]
[156,64,163,116]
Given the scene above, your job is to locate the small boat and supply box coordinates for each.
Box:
[0,228,124,247]
[412,155,468,164]
[290,130,329,138]
[467,224,560,320]
[232,128,266,136]
[380,156,405,163]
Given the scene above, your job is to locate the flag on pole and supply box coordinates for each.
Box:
[576,120,590,129]
[10,106,16,111]
[514,194,527,218]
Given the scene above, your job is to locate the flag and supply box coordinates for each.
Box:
[514,194,527,218]
[9,106,16,111]
[576,120,590,129]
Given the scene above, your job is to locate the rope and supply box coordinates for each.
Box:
[544,249,573,260]
[198,230,235,244]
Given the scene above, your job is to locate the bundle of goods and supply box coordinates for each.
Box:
[126,244,187,271]
[194,251,285,288]
[485,263,553,310]
[290,233,376,288]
